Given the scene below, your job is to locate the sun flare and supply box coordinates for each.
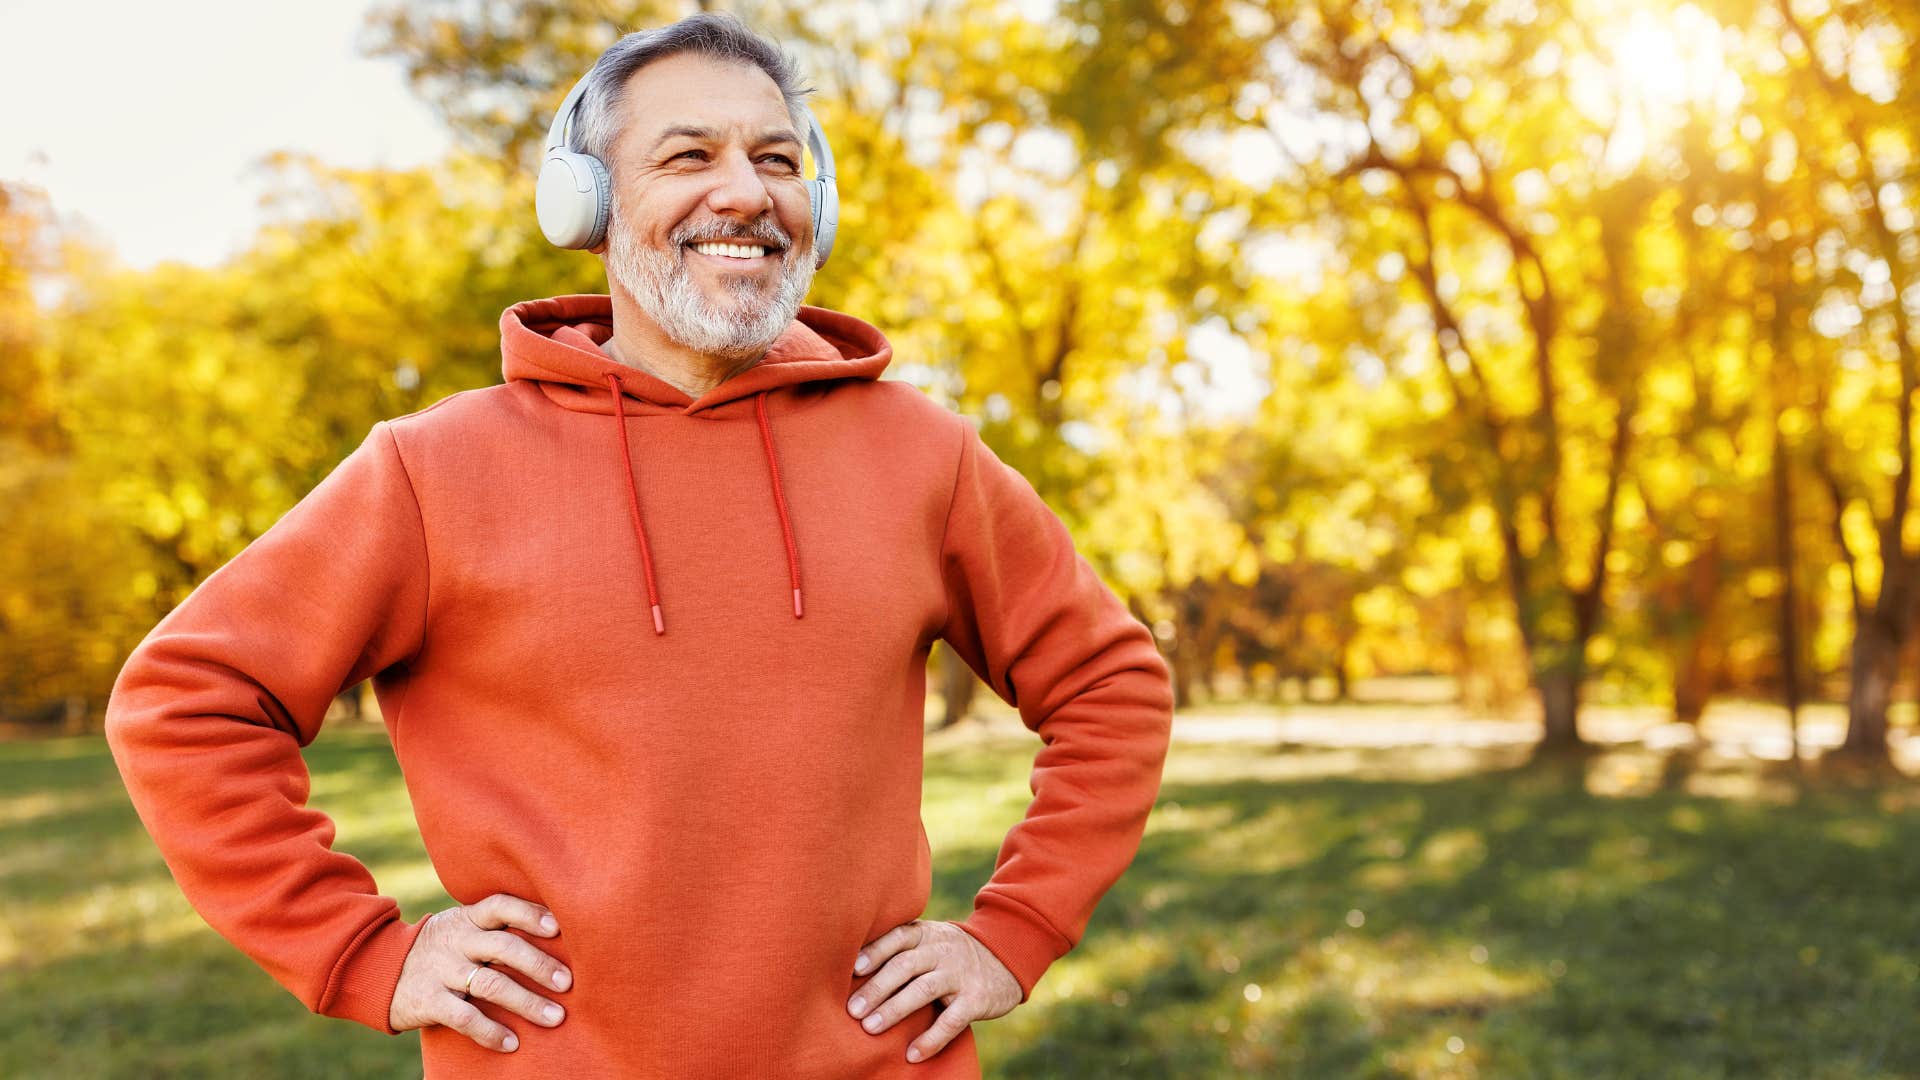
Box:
[1609,3,1733,115]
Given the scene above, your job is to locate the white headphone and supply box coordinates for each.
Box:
[534,66,839,269]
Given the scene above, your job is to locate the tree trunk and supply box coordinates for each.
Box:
[937,645,978,730]
[1537,667,1584,749]
[1772,449,1803,761]
[1843,626,1896,756]
[1169,643,1195,711]
[1840,555,1916,759]
[61,695,88,736]
[1672,635,1715,725]
[1768,290,1804,761]
[1671,544,1720,725]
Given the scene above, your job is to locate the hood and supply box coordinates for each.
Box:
[498,294,894,635]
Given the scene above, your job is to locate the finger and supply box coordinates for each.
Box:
[849,941,935,1021]
[438,995,520,1053]
[474,928,574,993]
[907,1001,974,1063]
[460,962,567,1029]
[445,958,494,1005]
[854,919,925,975]
[856,970,949,1036]
[467,893,560,937]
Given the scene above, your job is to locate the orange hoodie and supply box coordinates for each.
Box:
[103,293,1174,1078]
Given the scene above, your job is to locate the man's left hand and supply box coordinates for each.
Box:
[847,919,1023,1062]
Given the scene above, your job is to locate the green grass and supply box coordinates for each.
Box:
[6,722,1920,1077]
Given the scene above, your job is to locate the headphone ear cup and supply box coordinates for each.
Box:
[807,178,838,270]
[583,154,612,249]
[536,151,613,250]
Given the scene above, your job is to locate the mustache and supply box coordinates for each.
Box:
[669,216,793,251]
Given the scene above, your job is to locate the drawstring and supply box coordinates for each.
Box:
[605,373,665,635]
[602,373,805,634]
[756,390,806,619]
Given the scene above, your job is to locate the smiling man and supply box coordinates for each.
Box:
[103,12,1174,1079]
[585,45,820,394]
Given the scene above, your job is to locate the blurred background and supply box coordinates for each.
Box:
[6,0,1920,1076]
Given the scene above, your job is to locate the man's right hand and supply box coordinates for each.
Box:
[389,893,573,1052]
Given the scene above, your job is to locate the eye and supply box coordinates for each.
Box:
[762,154,799,169]
[672,149,708,162]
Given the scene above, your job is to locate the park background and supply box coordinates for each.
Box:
[5,0,1920,1076]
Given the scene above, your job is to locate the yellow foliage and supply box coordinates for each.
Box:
[5,0,1917,727]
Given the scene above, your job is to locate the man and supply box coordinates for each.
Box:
[104,13,1173,1078]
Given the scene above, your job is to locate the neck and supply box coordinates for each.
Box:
[598,288,766,399]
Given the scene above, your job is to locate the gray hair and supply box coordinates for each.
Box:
[570,12,814,178]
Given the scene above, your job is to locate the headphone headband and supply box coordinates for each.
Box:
[797,102,834,183]
[545,70,594,155]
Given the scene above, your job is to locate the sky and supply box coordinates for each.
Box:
[0,0,452,270]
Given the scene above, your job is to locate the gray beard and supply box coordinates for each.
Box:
[604,198,817,364]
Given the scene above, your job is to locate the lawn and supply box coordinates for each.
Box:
[5,713,1920,1078]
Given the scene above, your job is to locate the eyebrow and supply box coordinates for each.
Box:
[648,125,802,156]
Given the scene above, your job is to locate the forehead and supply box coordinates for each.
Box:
[616,52,795,149]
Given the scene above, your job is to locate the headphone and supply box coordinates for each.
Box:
[534,66,839,269]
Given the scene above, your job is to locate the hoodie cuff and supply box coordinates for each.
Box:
[317,912,430,1035]
[953,894,1075,1006]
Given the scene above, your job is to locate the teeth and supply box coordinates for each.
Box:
[691,241,768,259]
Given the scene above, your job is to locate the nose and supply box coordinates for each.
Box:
[703,147,775,220]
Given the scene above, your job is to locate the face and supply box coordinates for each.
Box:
[597,52,817,361]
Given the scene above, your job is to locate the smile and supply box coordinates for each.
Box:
[685,240,780,264]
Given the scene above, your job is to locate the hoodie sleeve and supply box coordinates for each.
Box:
[937,419,1175,1005]
[103,419,432,1035]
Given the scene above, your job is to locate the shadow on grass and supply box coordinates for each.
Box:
[2,729,432,908]
[934,741,1920,1079]
[1,933,425,1078]
[1,727,448,1079]
[12,728,1920,1078]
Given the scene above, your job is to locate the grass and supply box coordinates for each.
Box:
[6,713,1920,1078]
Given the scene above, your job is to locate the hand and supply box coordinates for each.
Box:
[847,919,1023,1063]
[388,893,573,1053]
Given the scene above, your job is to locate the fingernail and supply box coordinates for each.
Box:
[854,954,869,973]
[864,1014,882,1031]
[544,1004,563,1022]
[503,1034,518,1052]
[908,1047,923,1062]
[849,997,866,1015]
[553,969,571,990]
[540,915,558,933]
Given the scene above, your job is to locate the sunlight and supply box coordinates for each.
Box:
[1612,8,1719,112]
[1580,1,1739,173]
[1612,3,1735,112]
